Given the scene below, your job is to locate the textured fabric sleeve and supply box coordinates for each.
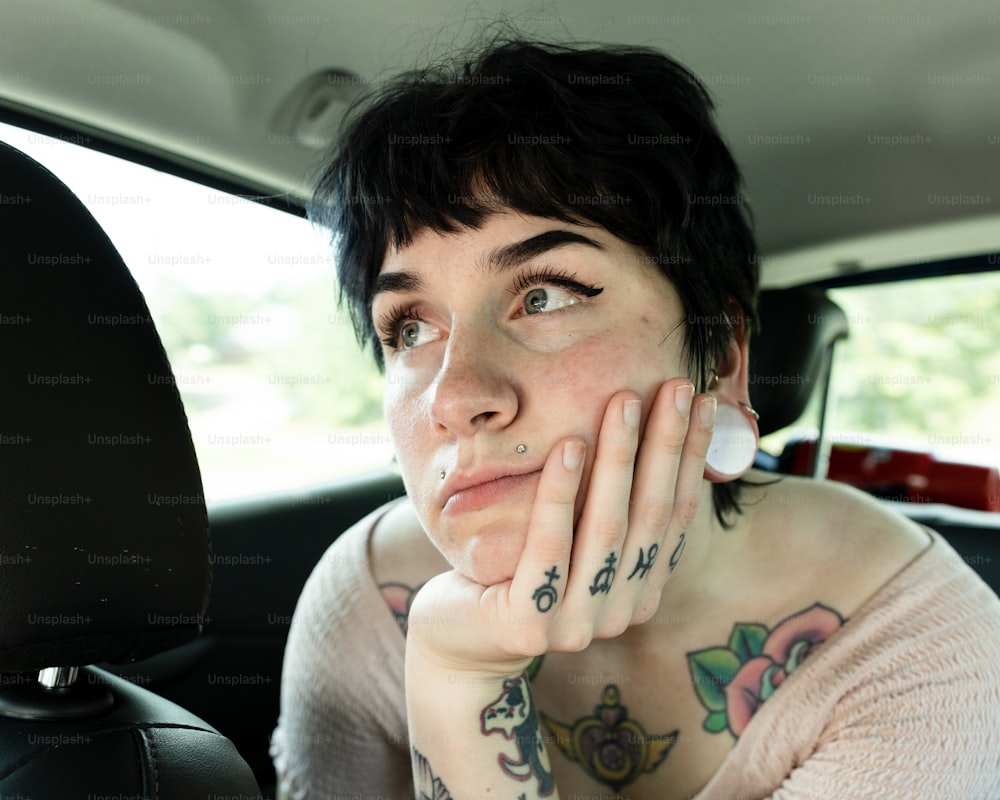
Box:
[699,532,1000,800]
[765,600,1000,800]
[271,507,412,800]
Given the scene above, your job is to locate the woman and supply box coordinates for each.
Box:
[272,39,1000,799]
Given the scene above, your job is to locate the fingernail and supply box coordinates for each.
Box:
[698,396,717,428]
[563,441,585,470]
[623,399,641,430]
[674,384,693,418]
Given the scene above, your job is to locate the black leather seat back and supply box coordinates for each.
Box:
[0,140,260,797]
[0,139,209,670]
[749,286,850,438]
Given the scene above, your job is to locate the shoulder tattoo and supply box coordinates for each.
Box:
[378,581,423,636]
[687,602,845,737]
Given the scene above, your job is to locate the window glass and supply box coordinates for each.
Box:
[826,272,1000,471]
[760,270,1000,486]
[1,122,391,503]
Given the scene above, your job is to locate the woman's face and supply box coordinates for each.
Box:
[373,211,689,585]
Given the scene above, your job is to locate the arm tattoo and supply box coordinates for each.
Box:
[627,543,659,580]
[379,581,423,636]
[413,746,453,800]
[686,602,845,738]
[541,684,678,792]
[531,566,560,612]
[480,674,555,795]
[588,552,617,595]
[668,532,686,572]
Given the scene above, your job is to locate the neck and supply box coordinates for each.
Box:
[621,480,749,647]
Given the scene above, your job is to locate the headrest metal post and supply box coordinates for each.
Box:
[38,666,79,689]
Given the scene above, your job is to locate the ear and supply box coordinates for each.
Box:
[704,315,759,483]
[713,313,752,409]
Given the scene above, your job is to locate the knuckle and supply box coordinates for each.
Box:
[649,415,687,453]
[596,610,631,640]
[631,593,661,626]
[657,432,687,456]
[673,494,700,527]
[534,537,570,566]
[536,482,577,508]
[554,623,594,653]
[636,497,673,531]
[611,441,639,468]
[562,633,593,653]
[506,627,549,657]
[594,517,627,547]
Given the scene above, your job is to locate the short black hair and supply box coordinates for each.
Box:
[311,37,760,525]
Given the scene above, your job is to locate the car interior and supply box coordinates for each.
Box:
[2,2,998,797]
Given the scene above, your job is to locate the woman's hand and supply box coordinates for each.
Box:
[405,378,717,675]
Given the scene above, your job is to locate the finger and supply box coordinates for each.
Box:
[562,392,642,615]
[505,438,585,644]
[629,379,694,535]
[616,379,694,606]
[636,393,716,617]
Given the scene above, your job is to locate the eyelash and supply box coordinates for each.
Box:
[509,267,604,300]
[377,303,425,351]
[376,268,604,351]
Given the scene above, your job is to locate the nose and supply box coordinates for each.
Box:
[429,324,518,439]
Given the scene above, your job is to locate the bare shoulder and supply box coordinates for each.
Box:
[740,472,932,616]
[369,499,450,590]
[369,500,450,634]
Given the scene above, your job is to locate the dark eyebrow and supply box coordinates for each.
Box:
[371,229,604,300]
[372,270,423,299]
[481,229,605,275]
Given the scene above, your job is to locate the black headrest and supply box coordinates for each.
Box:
[749,287,850,437]
[0,140,210,672]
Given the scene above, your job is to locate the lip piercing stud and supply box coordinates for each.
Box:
[440,471,446,480]
[516,444,527,454]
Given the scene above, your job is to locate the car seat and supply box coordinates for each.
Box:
[0,139,261,798]
[749,285,850,473]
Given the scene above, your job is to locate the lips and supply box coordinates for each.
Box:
[441,466,543,514]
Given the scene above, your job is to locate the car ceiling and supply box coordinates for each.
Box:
[1,0,998,287]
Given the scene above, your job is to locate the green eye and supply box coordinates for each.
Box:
[524,285,581,315]
[525,288,549,314]
[400,321,422,348]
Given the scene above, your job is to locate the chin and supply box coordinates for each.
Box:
[449,512,531,587]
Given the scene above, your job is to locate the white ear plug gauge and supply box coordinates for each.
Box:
[705,402,758,478]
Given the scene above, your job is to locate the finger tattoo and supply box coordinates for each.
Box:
[588,552,618,596]
[532,566,561,613]
[669,532,686,572]
[627,543,659,581]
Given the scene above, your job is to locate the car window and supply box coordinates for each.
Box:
[1,122,391,504]
[761,270,1000,506]
[826,272,1000,467]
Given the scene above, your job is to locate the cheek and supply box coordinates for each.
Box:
[384,374,429,478]
[532,333,686,505]
[533,331,681,414]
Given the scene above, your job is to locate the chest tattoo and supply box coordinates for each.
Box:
[378,580,422,636]
[686,602,845,737]
[540,684,678,792]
